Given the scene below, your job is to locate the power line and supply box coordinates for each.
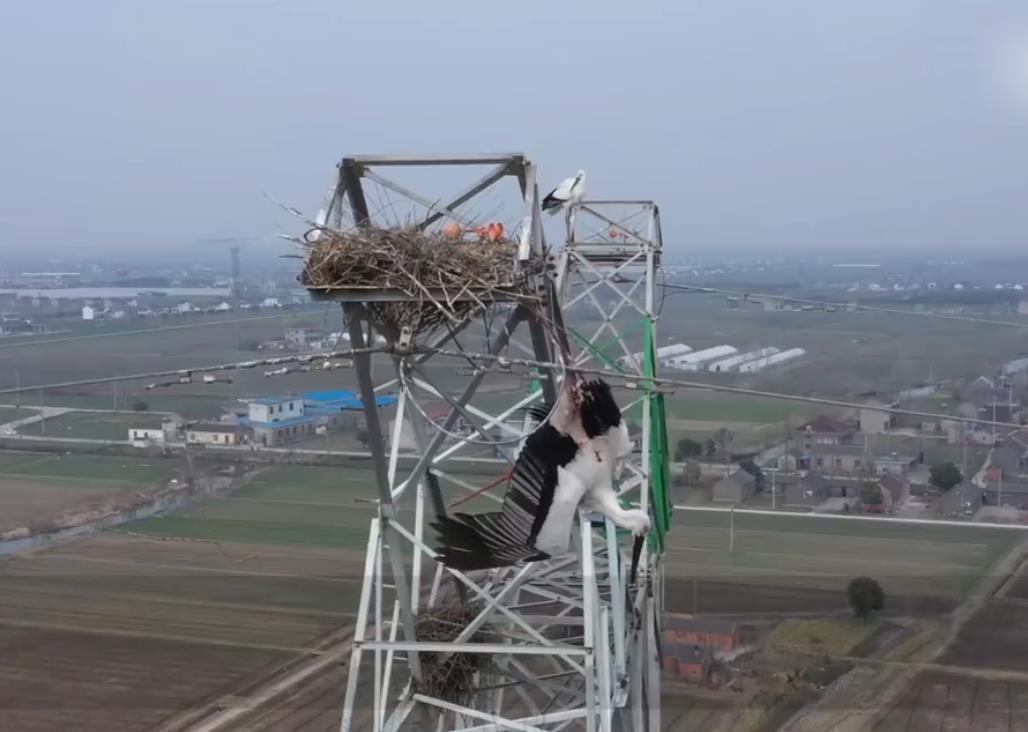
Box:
[4,339,1019,432]
[658,282,1028,330]
[417,346,1027,432]
[0,347,384,397]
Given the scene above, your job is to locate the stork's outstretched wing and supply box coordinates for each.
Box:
[433,423,576,571]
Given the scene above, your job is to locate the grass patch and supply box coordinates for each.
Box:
[770,618,879,655]
[3,454,177,484]
[667,508,1023,601]
[0,407,36,425]
[0,451,52,472]
[664,391,819,424]
[18,412,161,441]
[125,515,372,549]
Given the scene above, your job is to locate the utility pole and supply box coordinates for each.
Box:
[962,436,968,479]
[767,467,779,510]
[992,397,998,447]
[729,506,735,553]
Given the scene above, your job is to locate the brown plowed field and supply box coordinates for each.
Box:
[0,533,363,730]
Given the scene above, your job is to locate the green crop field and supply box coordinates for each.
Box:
[664,391,819,425]
[123,463,502,550]
[0,407,36,425]
[0,451,54,472]
[1,453,179,484]
[17,411,164,441]
[125,465,383,549]
[666,508,1023,602]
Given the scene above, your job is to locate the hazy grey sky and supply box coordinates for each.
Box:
[1,0,1027,255]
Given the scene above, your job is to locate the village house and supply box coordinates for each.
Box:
[874,453,918,476]
[712,470,756,504]
[984,479,1028,510]
[284,327,323,348]
[664,616,741,652]
[185,423,248,446]
[127,417,168,447]
[858,402,897,434]
[992,429,1028,478]
[240,390,398,447]
[793,415,856,446]
[782,472,908,510]
[662,643,710,681]
[786,444,868,476]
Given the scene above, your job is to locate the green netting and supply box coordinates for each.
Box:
[643,320,672,553]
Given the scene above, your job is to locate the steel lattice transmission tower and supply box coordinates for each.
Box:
[556,200,671,732]
[308,155,668,731]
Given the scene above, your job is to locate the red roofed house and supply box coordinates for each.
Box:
[664,615,740,652]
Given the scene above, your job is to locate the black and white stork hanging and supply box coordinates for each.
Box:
[433,378,650,574]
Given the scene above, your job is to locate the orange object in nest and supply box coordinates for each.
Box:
[471,222,505,241]
[442,222,463,239]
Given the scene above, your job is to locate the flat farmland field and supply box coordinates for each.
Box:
[124,465,381,549]
[17,412,165,440]
[664,509,1023,614]
[0,525,364,731]
[123,463,501,550]
[0,451,182,533]
[873,672,1028,732]
[1,452,180,483]
[0,406,36,424]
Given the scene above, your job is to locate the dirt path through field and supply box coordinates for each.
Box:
[780,536,1028,732]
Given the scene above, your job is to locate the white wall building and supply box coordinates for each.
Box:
[738,347,806,373]
[707,347,780,373]
[186,424,244,445]
[618,343,691,370]
[248,396,304,422]
[664,345,738,371]
[82,305,96,320]
[128,427,165,446]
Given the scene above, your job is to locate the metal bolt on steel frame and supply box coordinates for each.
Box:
[308,156,666,731]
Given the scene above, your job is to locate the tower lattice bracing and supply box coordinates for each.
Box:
[308,156,668,731]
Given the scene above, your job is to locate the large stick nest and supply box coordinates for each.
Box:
[413,602,497,707]
[300,227,541,342]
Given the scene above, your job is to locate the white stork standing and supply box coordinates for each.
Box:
[541,170,586,215]
[433,379,650,574]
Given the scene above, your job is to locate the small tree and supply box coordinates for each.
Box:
[739,459,765,492]
[860,481,884,506]
[683,460,702,486]
[847,576,885,623]
[711,428,734,462]
[929,461,962,492]
[705,438,717,459]
[132,400,149,413]
[675,437,703,462]
[355,428,370,449]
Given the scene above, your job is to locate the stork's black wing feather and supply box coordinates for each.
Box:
[433,423,577,571]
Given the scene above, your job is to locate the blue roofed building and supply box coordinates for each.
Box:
[242,391,398,447]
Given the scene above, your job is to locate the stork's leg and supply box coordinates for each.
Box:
[583,477,650,535]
